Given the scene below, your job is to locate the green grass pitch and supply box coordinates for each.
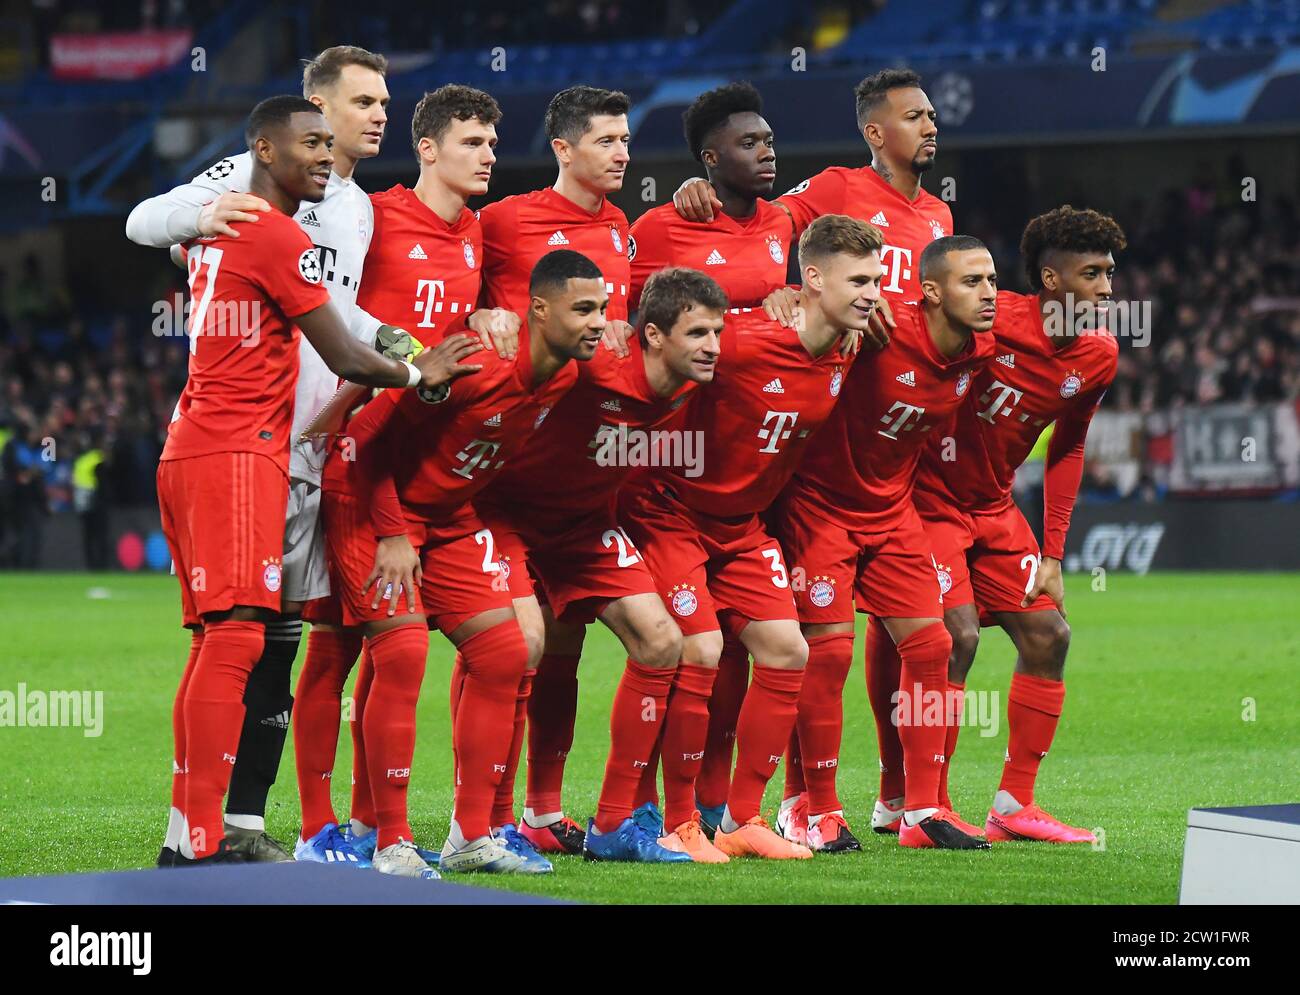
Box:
[1,570,1296,903]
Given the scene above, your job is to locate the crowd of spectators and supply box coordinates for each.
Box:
[2,176,1298,566]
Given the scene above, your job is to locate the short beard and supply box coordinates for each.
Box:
[911,154,936,175]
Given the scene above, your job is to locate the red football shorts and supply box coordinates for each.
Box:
[479,503,658,624]
[322,491,513,634]
[619,481,797,636]
[157,451,289,627]
[777,487,944,622]
[913,489,1055,619]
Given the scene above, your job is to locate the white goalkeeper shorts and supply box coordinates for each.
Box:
[282,478,331,603]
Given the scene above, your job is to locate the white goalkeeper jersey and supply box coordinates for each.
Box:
[125,151,383,485]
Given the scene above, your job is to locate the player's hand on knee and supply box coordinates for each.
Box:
[673,177,722,222]
[197,192,272,238]
[467,307,521,359]
[762,286,799,328]
[1023,556,1066,617]
[365,536,422,616]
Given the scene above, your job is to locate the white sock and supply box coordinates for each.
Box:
[522,807,563,829]
[720,807,741,834]
[163,806,184,851]
[779,795,802,814]
[448,819,471,850]
[808,809,843,829]
[903,807,939,827]
[881,795,904,811]
[349,818,373,837]
[224,813,264,832]
[177,813,195,860]
[993,790,1024,816]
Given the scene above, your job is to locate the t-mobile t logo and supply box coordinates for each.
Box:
[757,410,799,453]
[878,244,913,295]
[978,380,1025,423]
[415,279,445,327]
[452,439,503,479]
[877,400,926,439]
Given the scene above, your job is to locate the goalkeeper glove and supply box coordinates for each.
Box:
[376,325,423,363]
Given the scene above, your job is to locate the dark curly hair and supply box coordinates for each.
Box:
[1020,205,1128,291]
[854,68,923,128]
[411,84,501,156]
[682,81,764,162]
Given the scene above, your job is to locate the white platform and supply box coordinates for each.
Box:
[1180,804,1300,904]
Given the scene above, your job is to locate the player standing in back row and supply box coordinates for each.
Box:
[474,85,637,853]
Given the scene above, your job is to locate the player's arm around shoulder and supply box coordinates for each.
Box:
[125,152,270,247]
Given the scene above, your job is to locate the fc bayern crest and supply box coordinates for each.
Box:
[956,371,970,397]
[930,218,946,240]
[1060,373,1083,398]
[495,557,511,580]
[463,240,476,269]
[534,406,551,429]
[809,579,836,608]
[297,248,322,284]
[263,562,282,593]
[829,368,843,397]
[670,587,698,617]
[768,237,785,264]
[935,565,953,596]
[611,226,623,253]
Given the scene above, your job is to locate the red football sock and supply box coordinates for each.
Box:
[453,621,530,840]
[633,733,662,810]
[448,651,465,796]
[865,618,905,801]
[797,632,855,816]
[524,652,580,815]
[783,728,806,800]
[492,668,534,828]
[726,664,804,823]
[183,620,263,857]
[594,660,676,832]
[362,625,428,850]
[293,628,361,839]
[999,672,1065,806]
[697,637,747,809]
[660,663,716,829]
[170,630,203,814]
[938,679,965,810]
[349,643,376,828]
[895,622,953,813]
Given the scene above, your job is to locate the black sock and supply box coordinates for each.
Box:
[226,617,301,821]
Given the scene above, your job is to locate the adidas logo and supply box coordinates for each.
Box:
[408,243,428,260]
[997,353,1015,368]
[870,210,889,228]
[483,412,502,426]
[896,370,916,386]
[600,398,622,412]
[547,230,569,246]
[324,848,361,863]
[260,710,291,730]
[705,248,727,265]
[762,378,785,394]
[301,211,321,227]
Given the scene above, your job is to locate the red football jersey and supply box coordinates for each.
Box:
[482,337,699,516]
[778,165,952,303]
[915,290,1118,558]
[628,199,792,308]
[357,184,483,345]
[163,209,331,471]
[478,186,630,321]
[663,308,853,517]
[793,300,995,532]
[324,320,579,540]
